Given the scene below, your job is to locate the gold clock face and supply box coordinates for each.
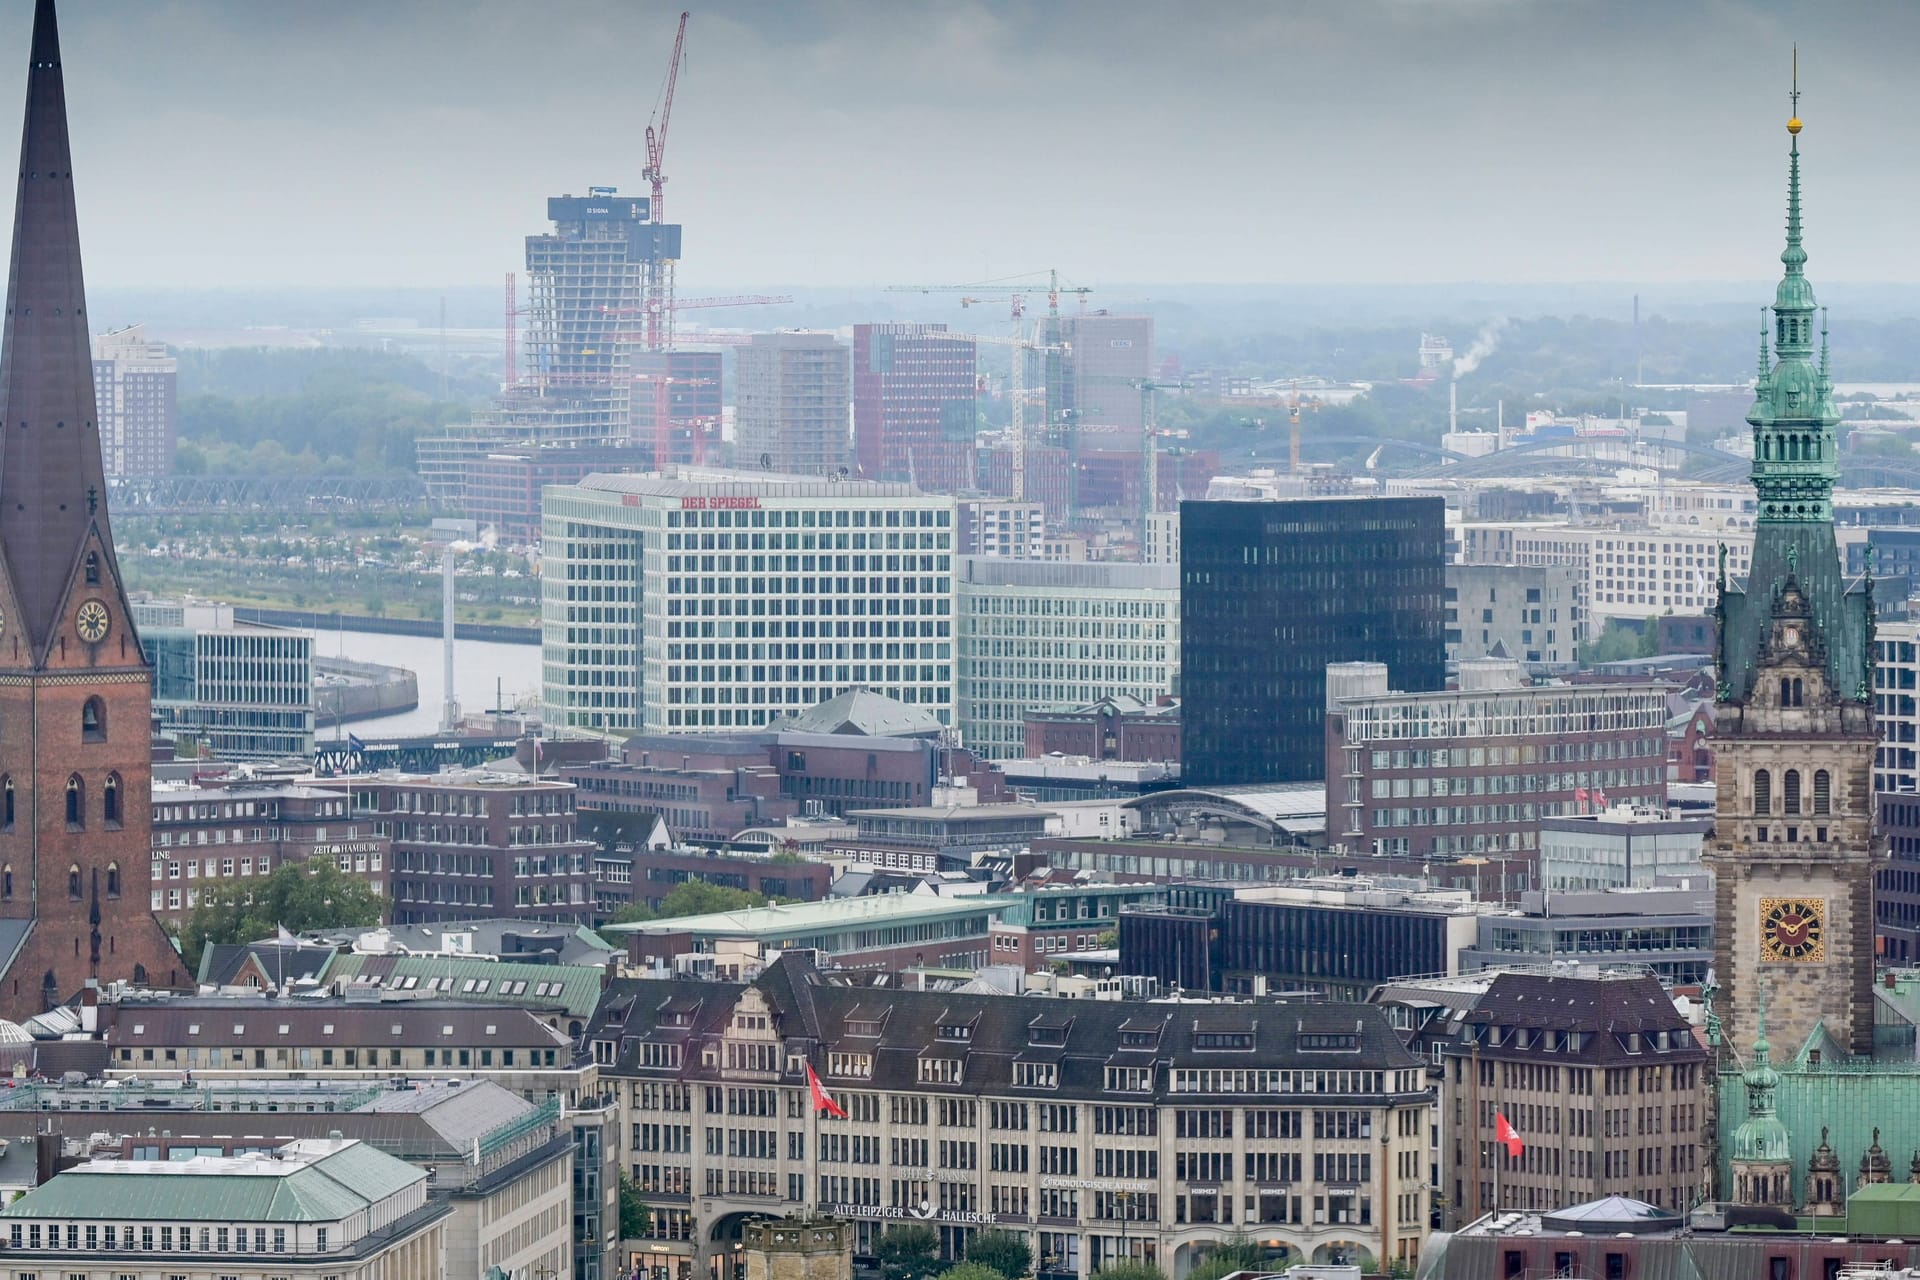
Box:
[1760,897,1826,962]
[74,599,109,644]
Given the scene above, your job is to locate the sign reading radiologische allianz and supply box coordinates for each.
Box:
[827,1204,997,1226]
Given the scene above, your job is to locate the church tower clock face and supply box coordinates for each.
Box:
[1760,897,1826,962]
[74,599,108,644]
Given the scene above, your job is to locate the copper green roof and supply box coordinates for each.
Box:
[1,1139,423,1223]
[322,952,605,1019]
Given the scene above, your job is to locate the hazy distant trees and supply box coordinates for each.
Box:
[173,348,481,476]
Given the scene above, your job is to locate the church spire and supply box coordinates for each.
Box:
[0,0,118,655]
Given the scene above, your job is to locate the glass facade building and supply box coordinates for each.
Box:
[133,599,314,761]
[1179,496,1445,786]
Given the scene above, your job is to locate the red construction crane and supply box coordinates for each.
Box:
[642,12,689,353]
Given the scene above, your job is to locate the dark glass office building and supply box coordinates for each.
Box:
[1180,496,1445,786]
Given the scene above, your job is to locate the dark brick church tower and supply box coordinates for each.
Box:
[0,0,182,1016]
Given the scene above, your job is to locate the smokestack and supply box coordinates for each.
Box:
[1449,380,1458,435]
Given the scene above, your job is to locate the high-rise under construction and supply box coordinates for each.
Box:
[417,186,684,501]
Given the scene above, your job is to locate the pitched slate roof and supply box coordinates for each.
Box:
[771,689,944,739]
[587,953,1422,1102]
[1454,971,1705,1065]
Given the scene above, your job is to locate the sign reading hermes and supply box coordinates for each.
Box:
[828,1204,997,1226]
[681,496,762,511]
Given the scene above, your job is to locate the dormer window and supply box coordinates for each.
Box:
[936,1013,977,1043]
[846,1015,882,1038]
[1027,1023,1068,1047]
[1193,1031,1255,1051]
[1119,1029,1159,1049]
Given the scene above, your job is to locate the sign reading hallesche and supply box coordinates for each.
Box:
[828,1204,997,1226]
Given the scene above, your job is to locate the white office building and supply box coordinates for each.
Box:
[542,468,957,737]
[956,556,1180,759]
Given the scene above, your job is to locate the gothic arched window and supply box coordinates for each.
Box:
[102,774,121,827]
[1754,769,1772,816]
[1,776,12,831]
[84,551,99,586]
[81,696,105,743]
[1814,769,1832,816]
[3,864,13,901]
[66,864,79,901]
[64,775,82,828]
[1784,770,1802,816]
[105,862,120,900]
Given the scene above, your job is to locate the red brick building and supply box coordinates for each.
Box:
[147,781,392,928]
[336,771,597,927]
[1023,695,1181,762]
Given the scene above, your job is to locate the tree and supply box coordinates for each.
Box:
[612,881,772,927]
[180,857,383,972]
[1090,1264,1167,1280]
[939,1265,1008,1280]
[877,1225,940,1280]
[1184,1236,1268,1280]
[617,1173,650,1241]
[964,1231,1031,1280]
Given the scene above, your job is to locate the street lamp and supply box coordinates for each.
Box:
[1115,1191,1131,1264]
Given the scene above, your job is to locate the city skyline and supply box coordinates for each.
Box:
[0,1,1915,291]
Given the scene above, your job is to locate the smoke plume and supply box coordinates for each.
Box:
[1451,317,1509,379]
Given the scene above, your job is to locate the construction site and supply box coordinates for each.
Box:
[419,12,1280,558]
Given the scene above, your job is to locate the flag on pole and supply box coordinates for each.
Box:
[1495,1111,1524,1157]
[1573,787,1589,810]
[348,732,365,753]
[1595,788,1609,810]
[276,923,297,945]
[806,1062,847,1118]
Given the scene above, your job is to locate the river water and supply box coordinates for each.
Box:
[313,626,542,740]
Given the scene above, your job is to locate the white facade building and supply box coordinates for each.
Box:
[1143,509,1179,565]
[1455,521,1755,625]
[956,557,1179,759]
[91,322,177,477]
[543,468,957,737]
[1538,806,1710,892]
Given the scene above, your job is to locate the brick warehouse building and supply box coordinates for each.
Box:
[0,0,186,1014]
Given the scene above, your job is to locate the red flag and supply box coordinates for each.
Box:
[1574,787,1589,809]
[1595,789,1609,810]
[1495,1112,1524,1158]
[806,1062,847,1119]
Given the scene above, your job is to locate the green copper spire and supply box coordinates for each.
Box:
[1747,60,1836,527]
[1731,975,1790,1164]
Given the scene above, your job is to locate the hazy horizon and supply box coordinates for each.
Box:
[6,1,1917,295]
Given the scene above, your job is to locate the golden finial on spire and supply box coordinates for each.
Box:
[1788,46,1802,134]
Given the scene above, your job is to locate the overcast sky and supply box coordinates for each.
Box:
[2,0,1917,293]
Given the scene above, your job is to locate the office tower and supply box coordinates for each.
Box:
[0,0,186,1012]
[1059,312,1153,434]
[956,558,1180,760]
[851,323,977,483]
[541,468,956,737]
[1180,496,1444,787]
[736,333,852,478]
[132,598,315,760]
[90,323,175,477]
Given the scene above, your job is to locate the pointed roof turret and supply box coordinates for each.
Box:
[0,0,118,654]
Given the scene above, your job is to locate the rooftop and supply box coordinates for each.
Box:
[601,892,1011,939]
[2,1138,423,1223]
[576,467,930,501]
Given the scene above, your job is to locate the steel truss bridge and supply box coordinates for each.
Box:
[311,733,522,776]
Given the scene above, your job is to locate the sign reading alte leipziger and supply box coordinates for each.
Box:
[826,1204,997,1226]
